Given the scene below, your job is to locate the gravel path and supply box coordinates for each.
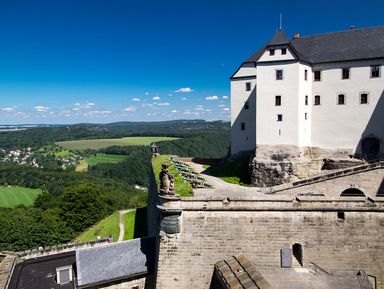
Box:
[186,162,267,198]
[117,209,133,242]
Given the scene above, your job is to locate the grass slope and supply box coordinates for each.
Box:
[56,136,179,150]
[152,155,193,197]
[74,211,120,243]
[0,186,42,208]
[123,209,136,240]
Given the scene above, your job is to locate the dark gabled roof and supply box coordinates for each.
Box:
[76,236,156,288]
[7,251,76,289]
[244,26,384,64]
[268,29,291,46]
[292,26,384,63]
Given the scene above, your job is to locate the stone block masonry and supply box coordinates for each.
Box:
[155,201,384,289]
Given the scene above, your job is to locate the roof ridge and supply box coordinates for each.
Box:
[295,25,384,40]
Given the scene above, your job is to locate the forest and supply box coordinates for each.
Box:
[0,120,230,251]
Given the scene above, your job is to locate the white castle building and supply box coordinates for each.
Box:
[230,26,384,159]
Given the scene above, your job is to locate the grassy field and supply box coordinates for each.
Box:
[123,209,136,240]
[75,153,126,172]
[74,211,120,243]
[0,186,42,208]
[54,150,73,157]
[152,155,193,197]
[56,136,179,150]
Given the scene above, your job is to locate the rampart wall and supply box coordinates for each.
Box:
[148,163,384,289]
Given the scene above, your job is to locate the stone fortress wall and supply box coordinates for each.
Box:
[149,164,384,289]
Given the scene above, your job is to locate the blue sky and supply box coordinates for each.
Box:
[0,0,383,124]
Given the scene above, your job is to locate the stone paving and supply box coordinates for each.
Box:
[186,161,272,199]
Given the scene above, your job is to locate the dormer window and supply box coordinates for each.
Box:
[56,266,73,285]
[269,49,275,56]
[245,82,251,91]
[281,48,287,55]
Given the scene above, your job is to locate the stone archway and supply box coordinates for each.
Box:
[340,188,365,197]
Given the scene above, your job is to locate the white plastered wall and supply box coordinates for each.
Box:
[256,61,301,146]
[230,64,257,154]
[311,59,384,153]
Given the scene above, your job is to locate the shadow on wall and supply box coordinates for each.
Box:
[377,178,384,197]
[139,236,157,289]
[231,83,257,155]
[355,90,384,160]
[134,207,148,238]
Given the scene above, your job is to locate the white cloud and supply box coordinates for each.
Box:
[152,96,160,100]
[206,95,219,100]
[180,97,187,101]
[223,107,230,111]
[1,107,14,112]
[171,110,178,113]
[132,97,141,102]
[183,110,200,116]
[205,109,212,112]
[218,104,226,108]
[34,106,49,112]
[222,95,229,99]
[158,102,170,106]
[195,107,204,111]
[73,102,81,106]
[124,106,137,112]
[72,107,80,111]
[175,87,194,93]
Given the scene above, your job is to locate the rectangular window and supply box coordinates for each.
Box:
[313,71,321,81]
[276,69,283,80]
[342,68,350,79]
[305,113,307,120]
[241,123,245,130]
[304,69,308,81]
[244,101,249,110]
[281,48,287,55]
[269,49,275,56]
[277,114,283,121]
[305,95,308,106]
[245,82,251,91]
[371,65,380,78]
[338,94,345,105]
[275,95,281,106]
[360,93,368,104]
[314,95,321,105]
[56,266,72,285]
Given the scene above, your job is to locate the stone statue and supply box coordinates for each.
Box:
[159,163,175,195]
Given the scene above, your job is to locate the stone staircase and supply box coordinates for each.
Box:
[273,160,384,193]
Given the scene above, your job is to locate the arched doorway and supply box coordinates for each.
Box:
[340,188,365,197]
[362,137,380,157]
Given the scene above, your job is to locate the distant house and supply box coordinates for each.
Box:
[230,26,384,159]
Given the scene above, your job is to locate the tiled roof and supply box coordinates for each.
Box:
[245,26,384,64]
[76,236,156,288]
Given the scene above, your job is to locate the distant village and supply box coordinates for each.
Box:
[0,147,82,169]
